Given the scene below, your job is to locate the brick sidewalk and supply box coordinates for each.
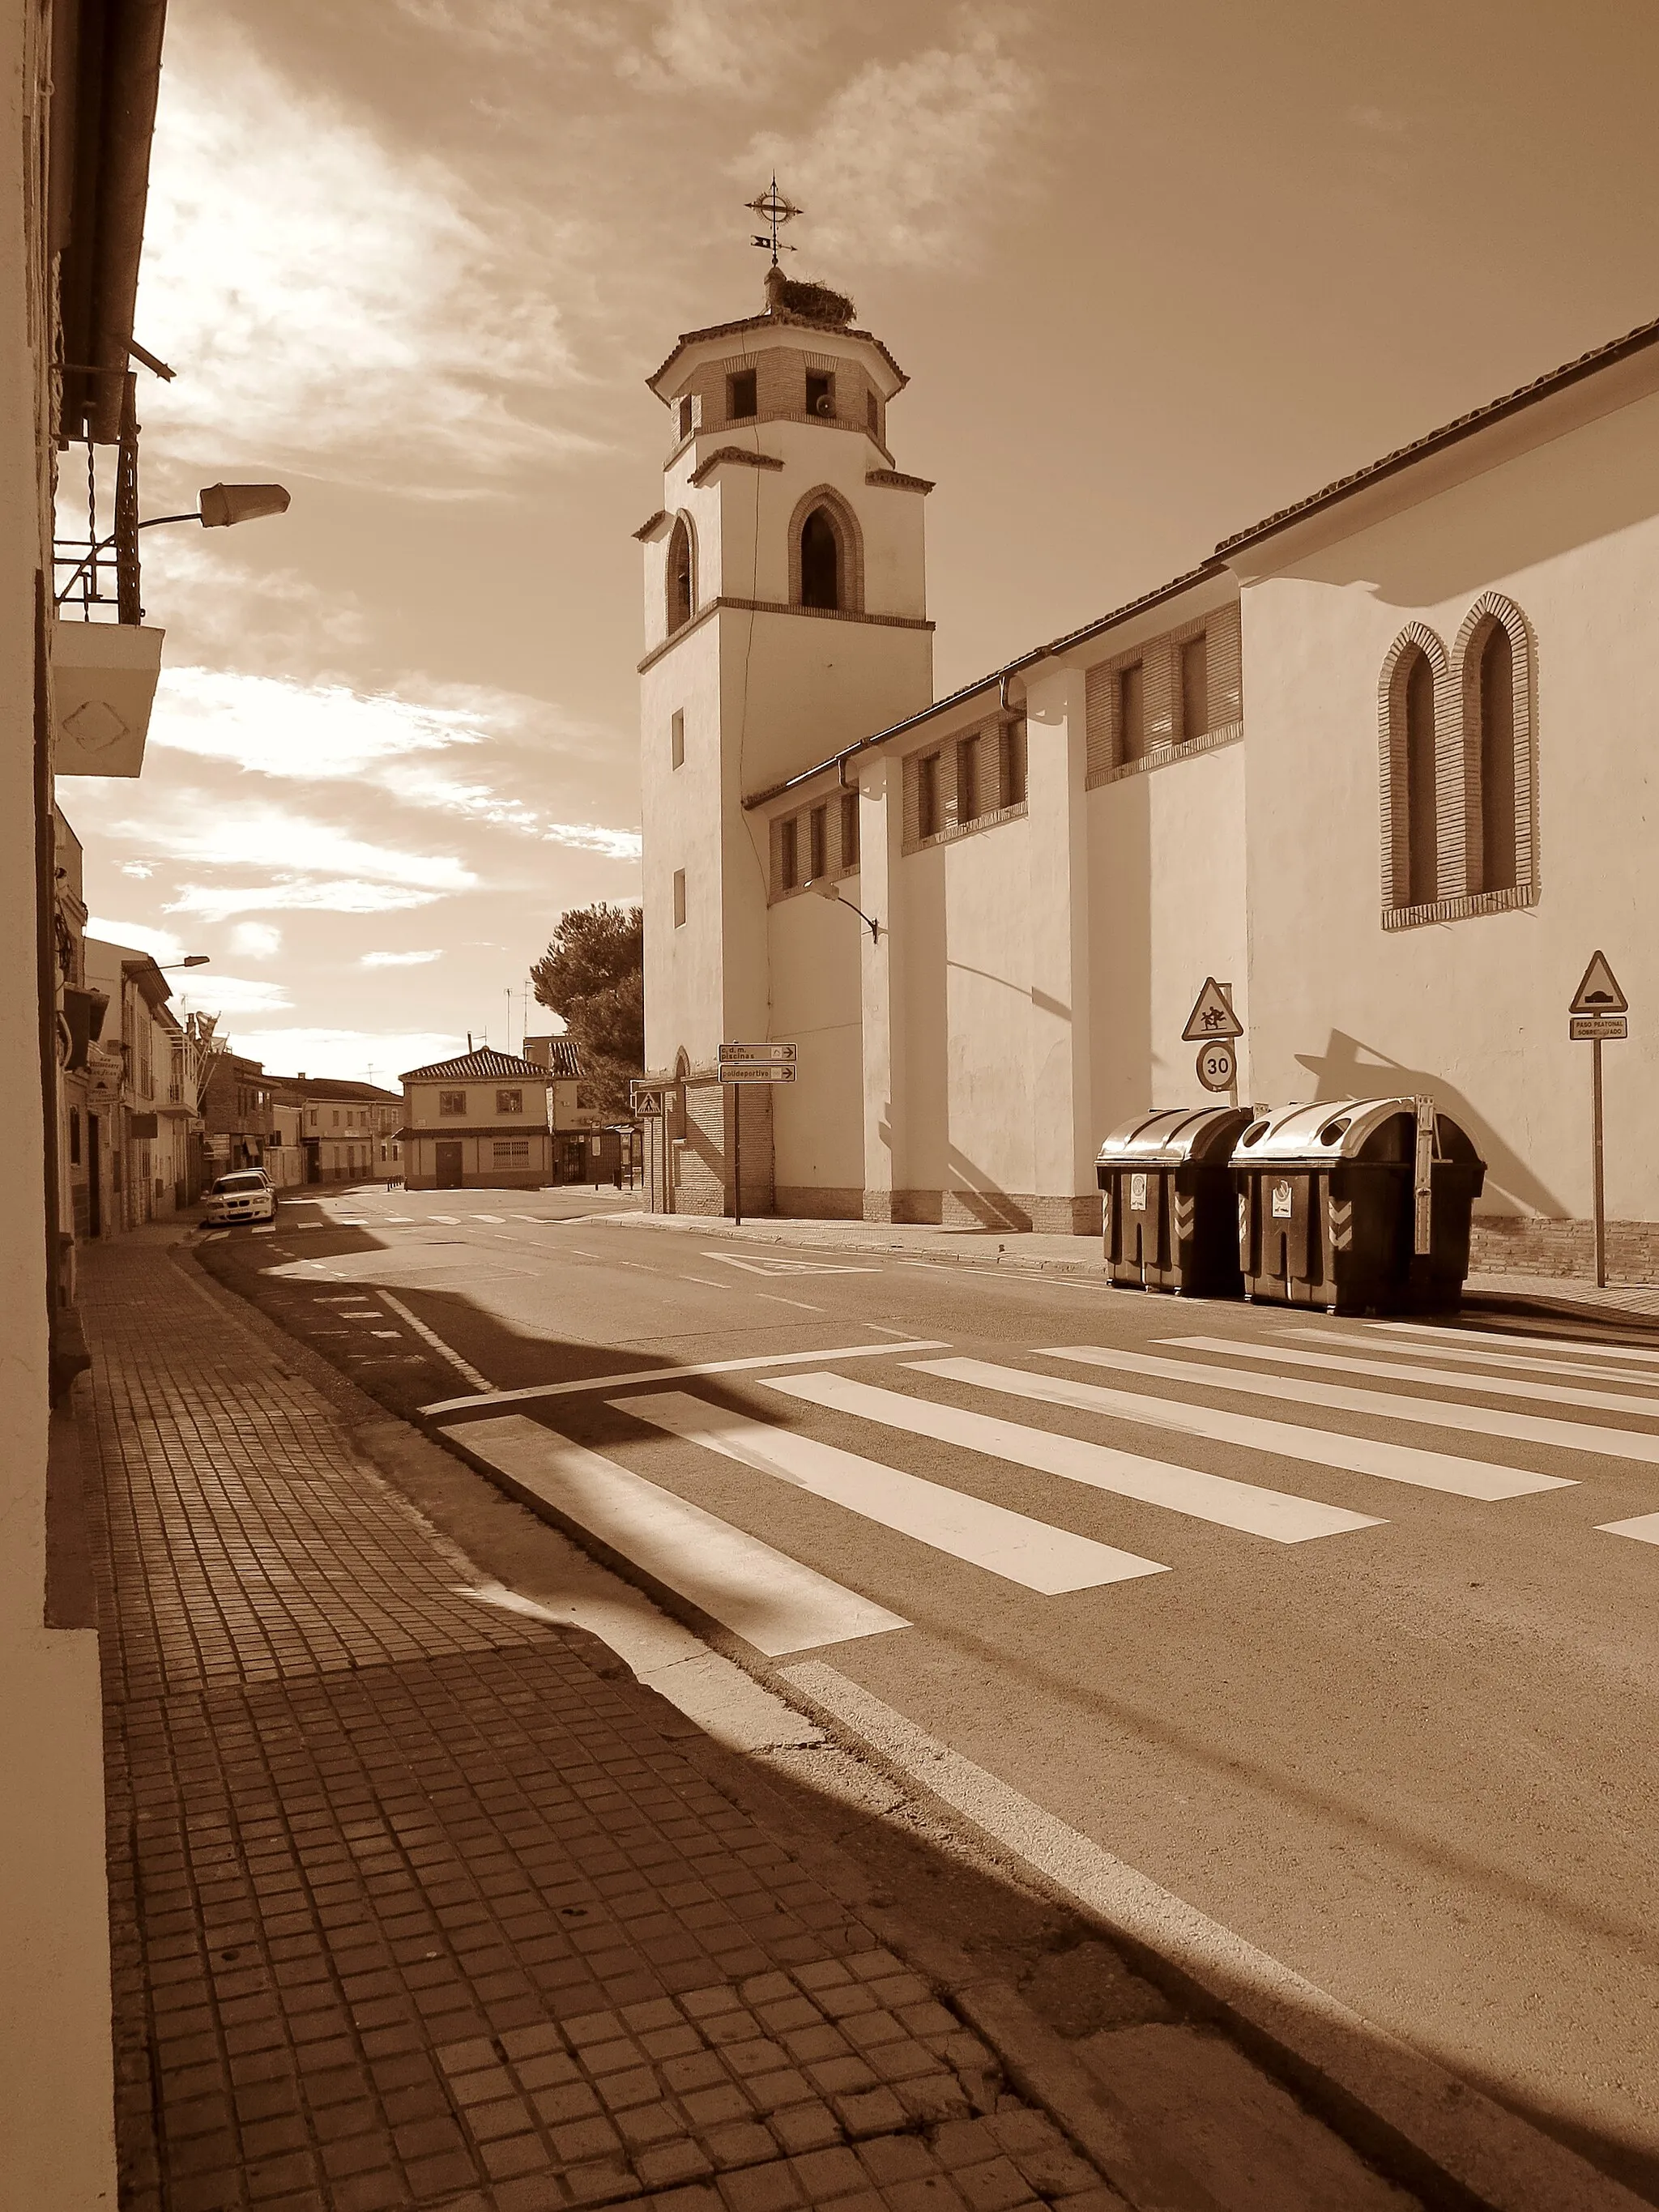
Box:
[79,1240,1127,2212]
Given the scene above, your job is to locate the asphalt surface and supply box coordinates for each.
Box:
[196,1184,1659,2202]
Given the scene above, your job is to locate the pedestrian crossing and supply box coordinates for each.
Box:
[439,1316,1659,1651]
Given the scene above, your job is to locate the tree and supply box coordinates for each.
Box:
[530,903,643,1116]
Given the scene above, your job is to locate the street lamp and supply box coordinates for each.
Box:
[804,875,880,944]
[156,956,211,970]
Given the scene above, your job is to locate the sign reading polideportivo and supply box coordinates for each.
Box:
[719,1042,797,1084]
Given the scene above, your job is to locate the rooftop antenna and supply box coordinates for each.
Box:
[745,177,801,266]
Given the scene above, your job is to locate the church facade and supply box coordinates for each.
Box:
[635,271,1659,1275]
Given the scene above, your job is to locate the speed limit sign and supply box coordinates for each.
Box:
[1196,1040,1236,1093]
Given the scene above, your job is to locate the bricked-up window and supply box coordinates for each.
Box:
[778,816,799,890]
[840,790,859,869]
[667,516,693,633]
[866,391,879,437]
[69,1107,80,1166]
[727,369,757,420]
[917,752,941,838]
[1179,633,1209,742]
[496,1089,523,1115]
[800,506,841,610]
[670,709,684,769]
[806,371,834,419]
[676,395,693,438]
[957,734,980,823]
[439,1089,466,1116]
[808,805,827,881]
[1117,662,1147,764]
[1403,649,1438,907]
[999,718,1027,807]
[672,868,687,927]
[1478,624,1516,893]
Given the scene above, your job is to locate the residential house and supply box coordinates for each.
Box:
[269,1073,403,1183]
[522,1034,609,1183]
[199,1049,276,1174]
[400,1046,554,1190]
[83,939,207,1234]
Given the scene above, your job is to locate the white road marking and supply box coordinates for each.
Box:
[917,1357,1568,1501]
[384,1214,413,1222]
[1286,1325,1659,1392]
[371,1329,400,1339]
[426,1213,460,1223]
[451,1414,907,1653]
[377,1292,493,1392]
[612,1390,1166,1593]
[1162,1335,1659,1422]
[512,1214,548,1222]
[705,1252,879,1276]
[1379,1317,1659,1368]
[1598,1512,1659,1545]
[471,1213,505,1222]
[760,1294,826,1312]
[422,1339,949,1417]
[676,1274,735,1289]
[1043,1345,1659,1466]
[765,1374,1377,1544]
[316,1295,364,1305]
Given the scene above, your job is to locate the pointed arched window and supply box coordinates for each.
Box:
[800,506,841,610]
[1402,646,1437,907]
[1476,620,1516,893]
[666,516,693,633]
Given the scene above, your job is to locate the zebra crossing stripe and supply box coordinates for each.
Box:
[762,1375,1376,1543]
[1043,1345,1659,1466]
[611,1392,1166,1593]
[914,1357,1565,1500]
[1286,1325,1659,1392]
[1598,1512,1659,1546]
[1379,1318,1659,1370]
[451,1413,908,1653]
[1162,1336,1659,1422]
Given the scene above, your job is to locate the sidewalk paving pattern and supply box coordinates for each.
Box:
[80,1242,1126,2212]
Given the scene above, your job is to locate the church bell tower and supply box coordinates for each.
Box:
[635,260,933,1160]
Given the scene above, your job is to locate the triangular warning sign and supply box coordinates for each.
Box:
[1181,977,1243,1041]
[1569,951,1627,1016]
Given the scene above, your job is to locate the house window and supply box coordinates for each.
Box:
[331,1109,341,1127]
[999,719,1027,808]
[727,368,757,420]
[1116,662,1146,764]
[667,516,693,633]
[672,867,687,927]
[493,1138,531,1162]
[806,370,834,419]
[956,734,980,824]
[866,390,880,437]
[800,506,840,610]
[1403,648,1438,907]
[1179,633,1209,742]
[676,394,694,438]
[439,1089,467,1116]
[917,752,941,839]
[840,790,859,870]
[808,804,827,881]
[496,1089,523,1115]
[1477,622,1516,893]
[670,708,684,769]
[778,816,799,891]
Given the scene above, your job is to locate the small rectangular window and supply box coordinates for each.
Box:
[69,1107,81,1166]
[672,867,687,927]
[728,368,757,420]
[866,390,880,437]
[676,395,693,438]
[917,752,941,839]
[496,1089,523,1115]
[493,1138,531,1162]
[670,708,684,769]
[439,1089,467,1117]
[956,735,980,824]
[1117,662,1146,764]
[778,816,799,891]
[840,790,859,869]
[331,1108,341,1127]
[808,805,827,881]
[1179,633,1209,742]
[806,371,834,419]
[999,718,1027,808]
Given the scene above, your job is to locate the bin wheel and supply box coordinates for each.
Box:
[1325,1304,1338,1316]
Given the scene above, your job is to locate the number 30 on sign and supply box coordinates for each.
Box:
[1196,1041,1236,1093]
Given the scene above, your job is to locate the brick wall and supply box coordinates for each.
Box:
[1469,1216,1659,1284]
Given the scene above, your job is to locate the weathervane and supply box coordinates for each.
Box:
[745,177,801,265]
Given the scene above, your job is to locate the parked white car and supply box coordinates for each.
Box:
[203,1169,277,1225]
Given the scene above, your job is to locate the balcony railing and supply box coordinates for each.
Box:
[53,370,142,624]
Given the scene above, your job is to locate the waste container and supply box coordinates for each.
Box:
[1232,1097,1485,1313]
[1095,1106,1255,1295]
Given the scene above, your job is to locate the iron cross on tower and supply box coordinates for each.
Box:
[745,177,802,265]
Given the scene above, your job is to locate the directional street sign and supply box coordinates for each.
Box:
[1569,950,1627,1016]
[1570,1016,1628,1042]
[719,1042,798,1064]
[719,1063,796,1084]
[1182,978,1243,1042]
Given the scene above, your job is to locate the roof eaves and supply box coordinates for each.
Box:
[647,311,909,401]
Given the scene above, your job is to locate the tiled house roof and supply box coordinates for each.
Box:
[399,1047,552,1082]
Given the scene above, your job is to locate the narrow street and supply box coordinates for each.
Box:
[197,1187,1659,2204]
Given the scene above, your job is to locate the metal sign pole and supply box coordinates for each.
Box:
[1593,1035,1606,1289]
[732,1086,742,1228]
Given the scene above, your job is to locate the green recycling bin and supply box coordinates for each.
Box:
[1096,1106,1255,1295]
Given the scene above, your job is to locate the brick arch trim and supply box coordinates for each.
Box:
[786,484,865,615]
[1452,591,1536,898]
[1377,621,1451,913]
[666,510,699,635]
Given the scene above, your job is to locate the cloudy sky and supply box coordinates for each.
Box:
[64,0,1659,1080]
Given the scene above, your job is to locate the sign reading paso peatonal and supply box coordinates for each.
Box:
[718,1042,798,1085]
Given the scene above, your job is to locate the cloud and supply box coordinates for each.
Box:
[543,823,643,859]
[147,665,482,782]
[361,949,441,967]
[107,800,477,893]
[618,0,816,94]
[231,922,283,960]
[134,20,589,480]
[171,974,295,1016]
[742,23,1040,268]
[86,916,186,964]
[225,1026,466,1084]
[164,880,446,922]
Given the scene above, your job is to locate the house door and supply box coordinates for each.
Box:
[435,1139,464,1189]
[88,1115,102,1238]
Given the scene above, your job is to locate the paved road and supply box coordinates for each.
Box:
[198,1187,1659,2201]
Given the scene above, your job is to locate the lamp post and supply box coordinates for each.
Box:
[804,876,880,944]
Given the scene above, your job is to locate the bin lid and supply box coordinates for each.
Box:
[1096,1105,1254,1166]
[1230,1097,1483,1167]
